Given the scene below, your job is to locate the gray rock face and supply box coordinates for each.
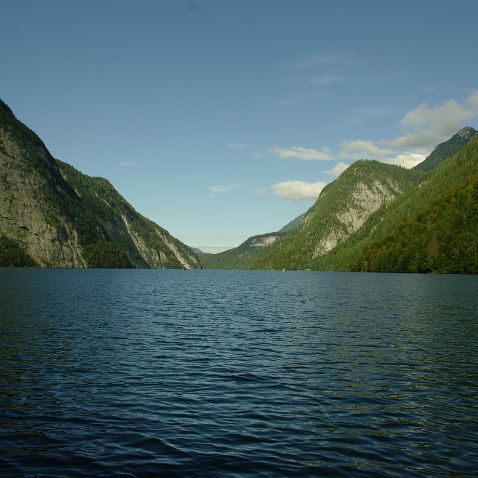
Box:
[0,99,198,268]
[0,111,85,266]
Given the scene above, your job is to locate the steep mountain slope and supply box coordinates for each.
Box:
[0,99,198,268]
[341,136,478,273]
[414,126,477,172]
[278,213,305,233]
[253,161,424,270]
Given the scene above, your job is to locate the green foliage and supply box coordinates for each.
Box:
[278,213,305,233]
[0,98,197,269]
[0,236,36,267]
[58,161,197,268]
[253,161,424,270]
[200,233,284,269]
[82,241,133,268]
[346,137,478,273]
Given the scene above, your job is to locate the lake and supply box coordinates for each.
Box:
[0,269,477,477]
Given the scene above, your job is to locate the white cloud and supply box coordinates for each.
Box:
[254,187,267,196]
[401,100,471,134]
[374,90,478,156]
[270,146,334,161]
[383,152,427,169]
[385,91,478,149]
[339,140,393,161]
[379,132,440,150]
[272,180,326,201]
[326,161,349,176]
[468,90,478,108]
[210,183,240,195]
[339,91,478,169]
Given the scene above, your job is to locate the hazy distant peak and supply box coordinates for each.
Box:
[457,126,477,139]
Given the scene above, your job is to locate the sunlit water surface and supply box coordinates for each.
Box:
[1,269,477,477]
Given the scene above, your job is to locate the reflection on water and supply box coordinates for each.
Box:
[0,269,477,477]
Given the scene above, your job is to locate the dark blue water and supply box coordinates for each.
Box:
[0,269,477,477]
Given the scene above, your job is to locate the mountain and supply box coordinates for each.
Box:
[330,135,478,273]
[414,126,477,172]
[198,211,305,269]
[0,99,198,268]
[199,232,283,269]
[278,213,305,233]
[253,161,424,270]
[268,129,478,273]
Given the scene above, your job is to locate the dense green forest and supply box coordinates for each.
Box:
[0,236,36,267]
[346,136,478,273]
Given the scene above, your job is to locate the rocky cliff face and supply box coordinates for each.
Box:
[0,99,198,268]
[253,161,424,270]
[0,101,85,266]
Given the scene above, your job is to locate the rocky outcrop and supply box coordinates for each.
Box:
[0,99,198,268]
[253,160,424,270]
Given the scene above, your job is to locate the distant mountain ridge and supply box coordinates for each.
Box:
[254,161,424,270]
[317,134,478,273]
[0,99,198,268]
[200,125,478,272]
[2,96,476,273]
[253,126,478,272]
[199,232,283,269]
[414,126,477,172]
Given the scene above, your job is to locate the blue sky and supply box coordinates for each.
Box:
[1,0,478,252]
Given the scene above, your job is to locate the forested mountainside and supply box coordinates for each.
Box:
[253,161,424,270]
[198,232,283,269]
[200,127,477,273]
[331,135,478,273]
[253,128,478,273]
[0,99,198,268]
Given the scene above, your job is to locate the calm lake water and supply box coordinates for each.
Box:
[0,269,477,477]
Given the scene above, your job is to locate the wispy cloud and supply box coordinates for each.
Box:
[270,146,334,161]
[339,140,393,161]
[209,183,240,195]
[386,91,478,149]
[227,142,263,158]
[271,180,326,201]
[254,187,267,197]
[326,161,349,176]
[383,152,427,168]
[291,54,356,69]
[379,132,439,150]
[338,91,478,169]
[227,143,249,150]
[277,91,325,108]
[307,75,344,87]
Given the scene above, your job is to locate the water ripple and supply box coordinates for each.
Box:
[1,269,477,477]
